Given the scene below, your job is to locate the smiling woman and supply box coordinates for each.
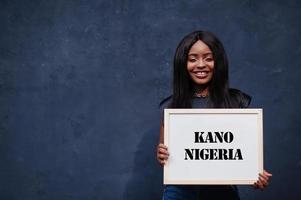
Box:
[169,31,234,109]
[157,31,272,200]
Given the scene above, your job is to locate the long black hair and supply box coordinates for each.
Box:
[170,30,232,108]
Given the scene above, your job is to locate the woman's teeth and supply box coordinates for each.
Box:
[194,71,209,78]
[196,72,207,75]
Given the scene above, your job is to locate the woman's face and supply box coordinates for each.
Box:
[187,40,214,86]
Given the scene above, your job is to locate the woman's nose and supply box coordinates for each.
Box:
[197,59,206,68]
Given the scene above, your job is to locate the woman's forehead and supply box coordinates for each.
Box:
[189,40,212,55]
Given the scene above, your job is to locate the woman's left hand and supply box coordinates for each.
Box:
[253,170,272,190]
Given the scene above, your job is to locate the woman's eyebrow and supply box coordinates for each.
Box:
[203,52,213,57]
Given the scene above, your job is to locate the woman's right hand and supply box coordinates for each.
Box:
[157,143,169,166]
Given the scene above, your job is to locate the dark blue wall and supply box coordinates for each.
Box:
[1,0,300,199]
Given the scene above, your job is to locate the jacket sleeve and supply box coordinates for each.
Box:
[229,88,252,108]
[239,92,251,108]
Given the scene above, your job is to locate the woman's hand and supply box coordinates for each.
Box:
[157,143,169,166]
[253,170,272,190]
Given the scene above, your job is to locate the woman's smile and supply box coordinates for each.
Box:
[193,70,210,79]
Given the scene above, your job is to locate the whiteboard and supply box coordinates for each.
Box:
[164,109,263,185]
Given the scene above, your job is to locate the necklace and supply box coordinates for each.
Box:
[194,92,209,98]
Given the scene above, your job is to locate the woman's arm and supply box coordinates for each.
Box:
[159,123,164,144]
[156,123,169,166]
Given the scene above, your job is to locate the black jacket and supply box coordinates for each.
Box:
[159,88,251,108]
[228,88,251,108]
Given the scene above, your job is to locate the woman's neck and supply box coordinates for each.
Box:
[194,85,209,97]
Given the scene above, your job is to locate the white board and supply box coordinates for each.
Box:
[164,109,263,185]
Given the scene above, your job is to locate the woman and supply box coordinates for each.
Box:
[157,30,272,199]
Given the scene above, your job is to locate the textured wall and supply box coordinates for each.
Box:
[1,0,300,199]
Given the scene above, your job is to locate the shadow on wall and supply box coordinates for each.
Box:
[123,127,163,199]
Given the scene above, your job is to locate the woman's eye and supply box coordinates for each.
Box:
[189,58,197,62]
[205,58,213,62]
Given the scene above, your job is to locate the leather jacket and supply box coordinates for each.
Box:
[159,88,251,109]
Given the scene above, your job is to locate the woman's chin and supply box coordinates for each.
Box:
[192,78,211,86]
